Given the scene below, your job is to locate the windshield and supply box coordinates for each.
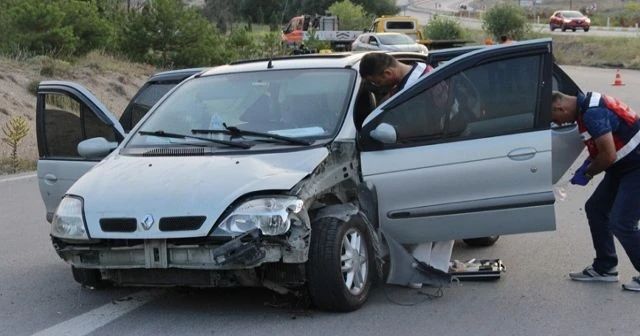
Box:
[127,69,355,148]
[378,34,415,45]
[562,11,584,18]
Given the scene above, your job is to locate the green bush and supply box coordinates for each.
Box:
[327,0,374,31]
[424,16,467,40]
[482,2,530,41]
[6,0,111,57]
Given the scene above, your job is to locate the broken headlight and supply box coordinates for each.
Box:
[216,197,304,236]
[51,196,89,240]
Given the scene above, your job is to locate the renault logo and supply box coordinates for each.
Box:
[141,214,154,230]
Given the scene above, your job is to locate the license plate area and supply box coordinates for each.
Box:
[144,240,168,268]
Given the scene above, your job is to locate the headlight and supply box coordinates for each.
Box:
[51,196,89,240]
[419,45,429,55]
[216,197,304,236]
[585,18,591,23]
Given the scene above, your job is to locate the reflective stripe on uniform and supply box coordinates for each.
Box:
[616,128,640,161]
[589,92,601,107]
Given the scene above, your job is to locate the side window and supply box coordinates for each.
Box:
[377,55,541,145]
[43,92,116,158]
[43,93,83,157]
[119,82,176,132]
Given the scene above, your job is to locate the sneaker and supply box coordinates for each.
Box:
[569,265,619,282]
[408,282,423,289]
[622,276,640,291]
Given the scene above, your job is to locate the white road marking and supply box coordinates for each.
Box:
[0,173,36,183]
[31,289,164,336]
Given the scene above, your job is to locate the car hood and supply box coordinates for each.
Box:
[68,148,329,239]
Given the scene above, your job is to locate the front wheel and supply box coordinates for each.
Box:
[72,266,109,289]
[308,216,374,312]
[584,28,590,32]
[463,236,500,247]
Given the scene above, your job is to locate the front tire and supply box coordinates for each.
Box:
[463,236,500,247]
[584,28,589,32]
[72,267,108,289]
[308,216,374,312]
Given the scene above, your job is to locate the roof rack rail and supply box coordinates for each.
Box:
[229,53,352,65]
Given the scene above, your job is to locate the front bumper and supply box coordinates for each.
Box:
[566,21,590,28]
[53,229,307,270]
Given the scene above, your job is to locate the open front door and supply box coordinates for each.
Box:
[360,39,566,244]
[36,81,124,222]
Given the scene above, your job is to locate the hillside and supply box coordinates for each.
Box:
[0,53,156,163]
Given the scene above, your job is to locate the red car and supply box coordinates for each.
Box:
[549,10,590,32]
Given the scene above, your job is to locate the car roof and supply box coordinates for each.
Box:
[200,53,365,75]
[199,51,433,76]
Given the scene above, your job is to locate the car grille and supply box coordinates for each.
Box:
[143,147,207,156]
[98,216,207,232]
[100,218,137,232]
[159,216,207,231]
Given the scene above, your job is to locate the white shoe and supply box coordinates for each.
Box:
[408,282,423,289]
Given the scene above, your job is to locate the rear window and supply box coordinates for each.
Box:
[385,21,415,30]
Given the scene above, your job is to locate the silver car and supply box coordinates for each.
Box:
[352,32,429,54]
[36,39,583,312]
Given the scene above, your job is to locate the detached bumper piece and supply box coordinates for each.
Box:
[57,230,276,270]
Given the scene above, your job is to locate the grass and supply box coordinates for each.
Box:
[0,158,36,175]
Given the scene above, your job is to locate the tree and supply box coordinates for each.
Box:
[482,3,530,41]
[327,0,373,30]
[424,16,467,40]
[118,0,225,67]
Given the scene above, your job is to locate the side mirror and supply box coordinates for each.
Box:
[370,40,379,46]
[77,137,118,159]
[369,123,397,144]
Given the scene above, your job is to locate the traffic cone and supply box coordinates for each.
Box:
[612,70,625,86]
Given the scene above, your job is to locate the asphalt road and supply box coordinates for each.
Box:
[2,67,640,336]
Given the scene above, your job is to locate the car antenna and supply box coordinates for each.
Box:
[267,57,273,69]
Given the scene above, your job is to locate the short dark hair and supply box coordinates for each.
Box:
[359,52,396,78]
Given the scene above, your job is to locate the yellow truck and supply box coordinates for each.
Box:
[367,16,470,50]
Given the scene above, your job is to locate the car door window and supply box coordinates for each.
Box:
[374,55,541,146]
[41,92,116,158]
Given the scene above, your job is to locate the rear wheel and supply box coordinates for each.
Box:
[463,236,500,247]
[72,267,108,289]
[550,24,555,31]
[308,216,374,312]
[561,25,567,32]
[572,28,577,32]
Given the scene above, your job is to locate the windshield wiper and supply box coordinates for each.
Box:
[192,124,312,146]
[138,130,251,149]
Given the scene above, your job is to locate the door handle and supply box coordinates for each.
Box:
[508,147,536,161]
[44,173,58,184]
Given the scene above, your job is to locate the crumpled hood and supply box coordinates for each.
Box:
[68,148,329,239]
